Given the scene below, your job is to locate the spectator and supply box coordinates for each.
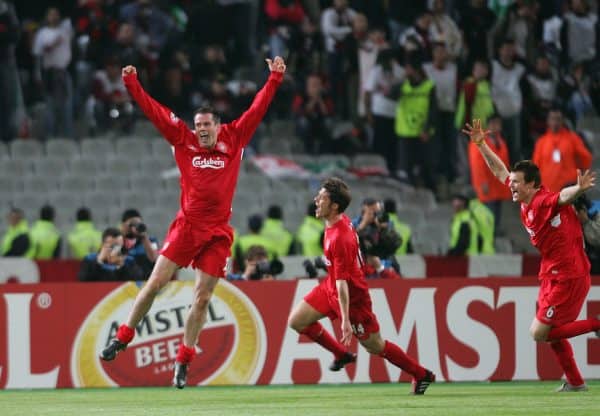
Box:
[424,42,459,184]
[287,17,323,86]
[394,57,438,193]
[468,113,511,230]
[292,73,335,154]
[227,244,282,281]
[30,204,61,259]
[558,61,596,125]
[561,0,597,68]
[383,198,414,255]
[261,205,294,257]
[119,209,159,279]
[447,194,479,255]
[78,227,145,282]
[1,208,32,257]
[458,0,497,63]
[32,7,74,138]
[67,207,102,260]
[430,0,463,60]
[234,214,276,271]
[387,1,427,44]
[524,54,559,138]
[264,0,306,58]
[320,0,357,118]
[490,0,540,64]
[573,194,600,274]
[0,0,22,142]
[491,38,526,162]
[109,22,144,77]
[469,197,496,254]
[295,202,324,256]
[364,48,405,176]
[398,10,434,61]
[531,107,592,193]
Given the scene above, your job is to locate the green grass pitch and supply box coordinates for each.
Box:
[2,381,599,416]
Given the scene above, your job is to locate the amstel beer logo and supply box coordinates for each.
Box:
[70,281,266,387]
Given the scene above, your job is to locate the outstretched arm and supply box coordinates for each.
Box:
[229,57,286,146]
[463,119,509,184]
[122,65,187,146]
[558,169,596,205]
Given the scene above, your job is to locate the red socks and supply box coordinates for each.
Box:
[380,340,426,380]
[547,319,600,341]
[550,339,584,387]
[301,322,347,360]
[116,324,135,344]
[176,344,196,364]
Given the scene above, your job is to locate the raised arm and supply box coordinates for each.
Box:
[122,65,188,146]
[229,57,286,147]
[462,119,509,184]
[558,169,596,205]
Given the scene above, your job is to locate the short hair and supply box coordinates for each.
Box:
[40,204,55,221]
[102,227,121,241]
[121,209,141,223]
[246,245,268,261]
[383,198,396,213]
[193,105,220,124]
[362,197,378,206]
[248,214,263,233]
[76,207,92,221]
[321,177,351,213]
[512,160,541,187]
[267,205,283,220]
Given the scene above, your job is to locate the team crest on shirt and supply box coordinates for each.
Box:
[216,141,228,153]
[550,213,561,228]
[528,210,534,222]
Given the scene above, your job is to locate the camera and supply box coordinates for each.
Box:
[130,222,147,234]
[375,211,389,223]
[358,223,401,259]
[250,258,284,280]
[303,256,328,278]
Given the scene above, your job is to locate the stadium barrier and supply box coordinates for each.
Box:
[0,278,598,389]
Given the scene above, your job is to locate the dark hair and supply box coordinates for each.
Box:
[76,207,92,221]
[383,198,396,213]
[246,245,268,261]
[40,204,55,221]
[512,160,541,187]
[102,227,121,241]
[321,177,351,213]
[362,197,378,206]
[193,105,220,124]
[121,209,141,223]
[267,205,283,220]
[248,214,263,233]
[9,207,24,217]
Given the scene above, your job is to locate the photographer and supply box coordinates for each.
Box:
[352,198,402,278]
[227,245,283,281]
[574,194,600,274]
[78,227,144,282]
[119,209,159,278]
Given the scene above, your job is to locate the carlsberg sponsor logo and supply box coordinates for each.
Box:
[192,156,225,169]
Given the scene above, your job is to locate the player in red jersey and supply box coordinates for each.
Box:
[288,177,435,394]
[464,119,600,392]
[100,57,287,388]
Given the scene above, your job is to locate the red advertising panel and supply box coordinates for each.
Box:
[0,278,599,389]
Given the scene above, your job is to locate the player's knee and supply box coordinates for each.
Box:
[287,315,304,333]
[191,290,212,311]
[530,327,548,342]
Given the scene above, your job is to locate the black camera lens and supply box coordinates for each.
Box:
[133,222,147,233]
[303,259,318,278]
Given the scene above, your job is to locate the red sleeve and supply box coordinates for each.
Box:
[540,190,561,216]
[228,71,283,147]
[123,73,189,146]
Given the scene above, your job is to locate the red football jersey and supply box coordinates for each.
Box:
[322,215,371,305]
[123,71,283,226]
[517,186,590,280]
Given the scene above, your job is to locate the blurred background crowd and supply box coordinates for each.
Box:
[1,0,599,280]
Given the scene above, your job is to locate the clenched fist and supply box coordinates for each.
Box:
[122,65,137,77]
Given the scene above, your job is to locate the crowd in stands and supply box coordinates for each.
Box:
[1,0,599,279]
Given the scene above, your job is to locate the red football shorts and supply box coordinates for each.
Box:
[536,274,591,327]
[304,282,380,340]
[160,213,233,277]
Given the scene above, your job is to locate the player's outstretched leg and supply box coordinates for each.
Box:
[100,324,134,361]
[329,352,357,371]
[550,339,587,393]
[411,369,436,395]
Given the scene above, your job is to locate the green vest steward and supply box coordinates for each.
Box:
[296,216,324,256]
[236,234,277,260]
[454,80,494,129]
[449,210,479,255]
[395,79,434,137]
[469,199,496,254]
[1,219,34,258]
[260,218,293,257]
[389,213,412,255]
[30,220,61,259]
[68,221,102,260]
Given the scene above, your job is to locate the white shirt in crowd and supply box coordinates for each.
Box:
[423,61,457,112]
[491,60,525,117]
[320,6,357,53]
[32,19,73,70]
[364,62,405,118]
